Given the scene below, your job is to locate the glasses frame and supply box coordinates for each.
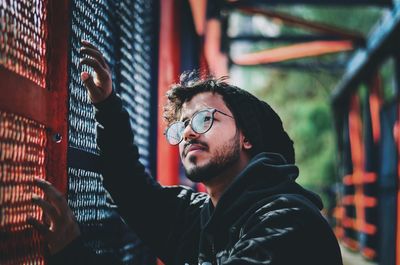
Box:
[164,108,234,145]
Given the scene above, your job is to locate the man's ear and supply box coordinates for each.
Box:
[243,137,252,150]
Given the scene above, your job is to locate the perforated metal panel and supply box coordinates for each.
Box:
[116,0,153,168]
[68,168,109,223]
[68,0,117,155]
[0,0,48,88]
[68,0,156,264]
[0,110,47,265]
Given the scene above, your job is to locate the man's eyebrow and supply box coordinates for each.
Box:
[179,113,190,122]
[179,105,211,121]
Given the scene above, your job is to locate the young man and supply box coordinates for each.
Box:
[29,41,343,265]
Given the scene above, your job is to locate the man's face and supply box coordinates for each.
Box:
[178,92,246,183]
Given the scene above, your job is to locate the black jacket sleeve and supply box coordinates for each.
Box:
[49,92,206,265]
[93,92,206,263]
[48,237,121,265]
[221,195,342,265]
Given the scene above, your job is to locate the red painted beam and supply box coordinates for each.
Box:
[0,0,69,194]
[232,40,353,65]
[157,0,181,186]
[45,0,70,195]
[0,67,49,124]
[0,1,69,264]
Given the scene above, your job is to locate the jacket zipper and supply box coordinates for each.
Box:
[212,241,217,265]
[209,236,217,265]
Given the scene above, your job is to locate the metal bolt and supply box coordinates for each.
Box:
[52,133,62,143]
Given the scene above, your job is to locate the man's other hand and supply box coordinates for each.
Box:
[79,40,112,103]
[27,178,81,255]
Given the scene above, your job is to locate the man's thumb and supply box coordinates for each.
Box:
[81,72,96,92]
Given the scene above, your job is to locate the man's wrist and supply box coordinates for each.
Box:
[48,236,85,265]
[93,90,120,111]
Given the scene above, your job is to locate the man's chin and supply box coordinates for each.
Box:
[184,162,220,183]
[186,151,207,163]
[186,175,206,183]
[185,171,213,183]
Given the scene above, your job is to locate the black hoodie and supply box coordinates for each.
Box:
[197,152,342,265]
[51,93,342,265]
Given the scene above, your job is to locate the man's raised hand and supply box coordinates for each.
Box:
[80,40,113,103]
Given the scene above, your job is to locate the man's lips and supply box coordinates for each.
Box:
[184,144,207,157]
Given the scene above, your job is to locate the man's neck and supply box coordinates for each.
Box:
[203,155,250,206]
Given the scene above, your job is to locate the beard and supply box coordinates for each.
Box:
[184,132,241,183]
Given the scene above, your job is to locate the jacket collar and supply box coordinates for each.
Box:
[200,152,321,233]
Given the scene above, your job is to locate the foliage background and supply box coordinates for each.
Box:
[228,6,385,206]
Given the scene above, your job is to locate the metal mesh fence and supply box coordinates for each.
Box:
[67,168,109,223]
[116,0,153,168]
[0,0,156,263]
[68,0,156,263]
[0,0,48,88]
[0,110,47,265]
[68,0,117,155]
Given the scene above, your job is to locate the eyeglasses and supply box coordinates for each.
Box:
[164,108,234,145]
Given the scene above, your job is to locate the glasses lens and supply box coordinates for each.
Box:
[166,122,184,145]
[192,110,213,134]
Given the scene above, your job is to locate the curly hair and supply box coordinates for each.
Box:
[163,71,295,163]
[163,71,232,125]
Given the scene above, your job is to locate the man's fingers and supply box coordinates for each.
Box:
[79,57,107,78]
[27,216,50,235]
[32,194,60,222]
[80,72,104,101]
[43,210,52,228]
[79,40,113,103]
[81,71,96,91]
[81,39,98,50]
[80,47,107,69]
[33,178,70,215]
[33,178,63,202]
[29,179,81,256]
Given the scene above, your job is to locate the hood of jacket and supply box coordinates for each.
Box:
[200,152,323,234]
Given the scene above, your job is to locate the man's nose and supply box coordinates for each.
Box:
[182,123,199,142]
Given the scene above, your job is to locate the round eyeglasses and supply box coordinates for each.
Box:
[164,108,234,145]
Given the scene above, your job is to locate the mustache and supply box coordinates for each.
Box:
[182,140,208,157]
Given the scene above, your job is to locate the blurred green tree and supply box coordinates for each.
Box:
[230,6,384,207]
